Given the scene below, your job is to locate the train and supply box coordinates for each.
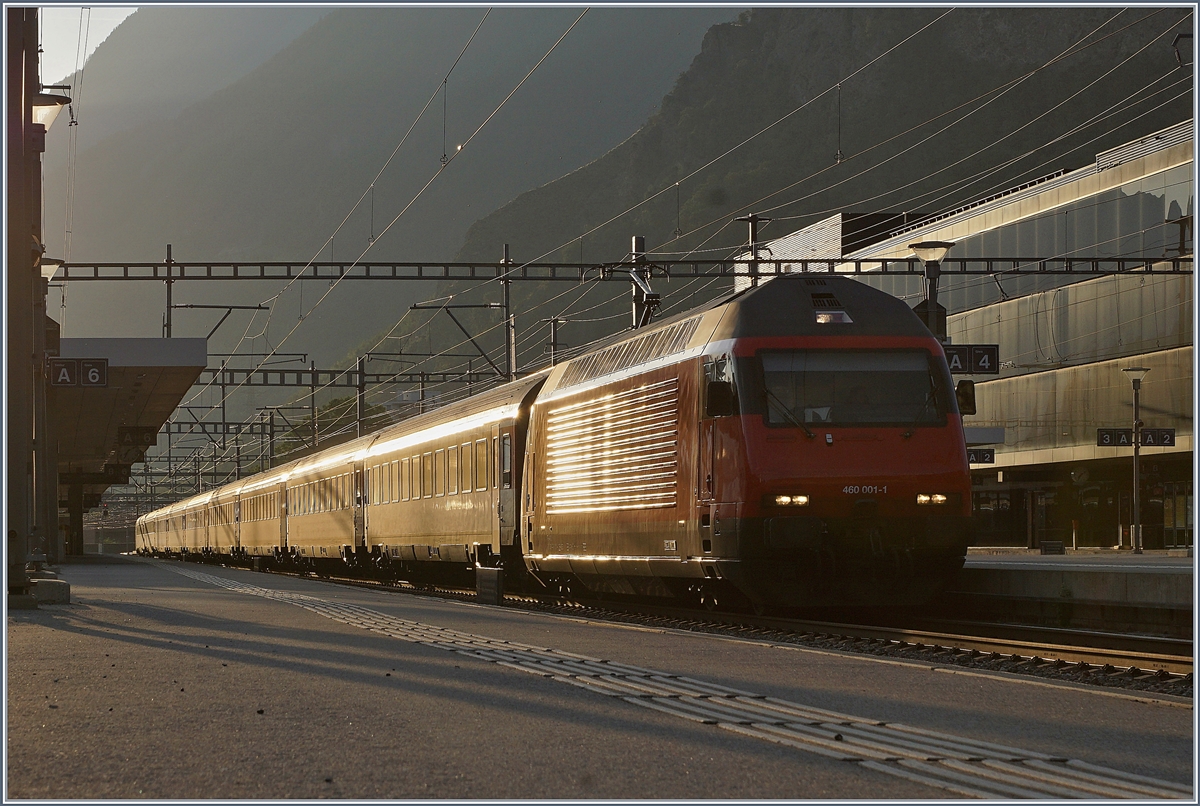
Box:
[137,273,976,610]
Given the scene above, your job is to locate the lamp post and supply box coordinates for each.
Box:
[1123,367,1151,554]
[909,241,955,341]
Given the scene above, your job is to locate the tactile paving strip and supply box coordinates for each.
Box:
[166,564,1192,800]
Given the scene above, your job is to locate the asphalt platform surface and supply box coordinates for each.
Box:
[6,557,1193,800]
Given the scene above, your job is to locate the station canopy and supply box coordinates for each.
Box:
[52,338,207,504]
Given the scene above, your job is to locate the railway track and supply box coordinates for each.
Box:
[185,558,1191,699]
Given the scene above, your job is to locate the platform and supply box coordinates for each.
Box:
[6,558,1191,799]
[947,550,1194,636]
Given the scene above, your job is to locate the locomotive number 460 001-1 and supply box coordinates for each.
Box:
[842,485,887,495]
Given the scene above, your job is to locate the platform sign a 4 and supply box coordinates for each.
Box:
[945,345,1000,374]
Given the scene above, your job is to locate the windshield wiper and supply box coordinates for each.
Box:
[901,390,936,439]
[765,387,815,438]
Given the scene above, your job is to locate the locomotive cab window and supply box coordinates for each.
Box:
[760,349,947,427]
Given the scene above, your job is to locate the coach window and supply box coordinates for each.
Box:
[391,460,399,502]
[412,455,422,498]
[447,446,459,494]
[492,437,499,488]
[434,449,446,496]
[400,458,410,501]
[461,442,472,493]
[501,433,512,489]
[475,440,488,491]
[423,452,434,498]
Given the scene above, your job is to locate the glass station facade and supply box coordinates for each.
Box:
[770,120,1195,550]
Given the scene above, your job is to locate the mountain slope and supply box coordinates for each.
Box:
[43,6,740,377]
[456,7,1193,266]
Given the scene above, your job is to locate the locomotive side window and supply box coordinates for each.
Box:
[760,349,945,427]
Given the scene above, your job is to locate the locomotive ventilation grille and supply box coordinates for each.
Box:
[809,293,843,308]
[544,377,680,513]
[558,317,699,389]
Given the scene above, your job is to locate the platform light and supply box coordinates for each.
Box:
[31,90,71,130]
[38,256,63,281]
[916,493,949,505]
[1122,366,1152,554]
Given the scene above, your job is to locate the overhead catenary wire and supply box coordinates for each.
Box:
[57,6,93,334]
[162,4,964,465]
[650,7,1164,252]
[183,9,587,420]
[146,8,1188,489]
[761,14,1186,225]
[186,5,945,415]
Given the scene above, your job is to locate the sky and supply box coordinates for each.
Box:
[38,6,137,84]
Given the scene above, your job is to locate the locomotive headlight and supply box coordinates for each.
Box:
[771,494,809,506]
[916,493,949,505]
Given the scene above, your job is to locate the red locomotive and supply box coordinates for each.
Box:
[138,274,973,609]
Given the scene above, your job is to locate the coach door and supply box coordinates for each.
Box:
[495,425,516,549]
[233,498,241,550]
[278,482,289,548]
[353,462,367,548]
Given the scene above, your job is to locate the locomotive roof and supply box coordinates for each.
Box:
[551,272,928,364]
[711,273,932,340]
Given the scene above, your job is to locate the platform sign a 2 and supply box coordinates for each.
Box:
[1141,428,1176,446]
[967,448,995,464]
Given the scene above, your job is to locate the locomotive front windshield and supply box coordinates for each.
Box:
[760,349,945,427]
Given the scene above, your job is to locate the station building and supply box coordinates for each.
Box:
[757,120,1193,550]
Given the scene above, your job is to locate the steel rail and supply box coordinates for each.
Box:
[582,601,1193,676]
[156,556,1192,683]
